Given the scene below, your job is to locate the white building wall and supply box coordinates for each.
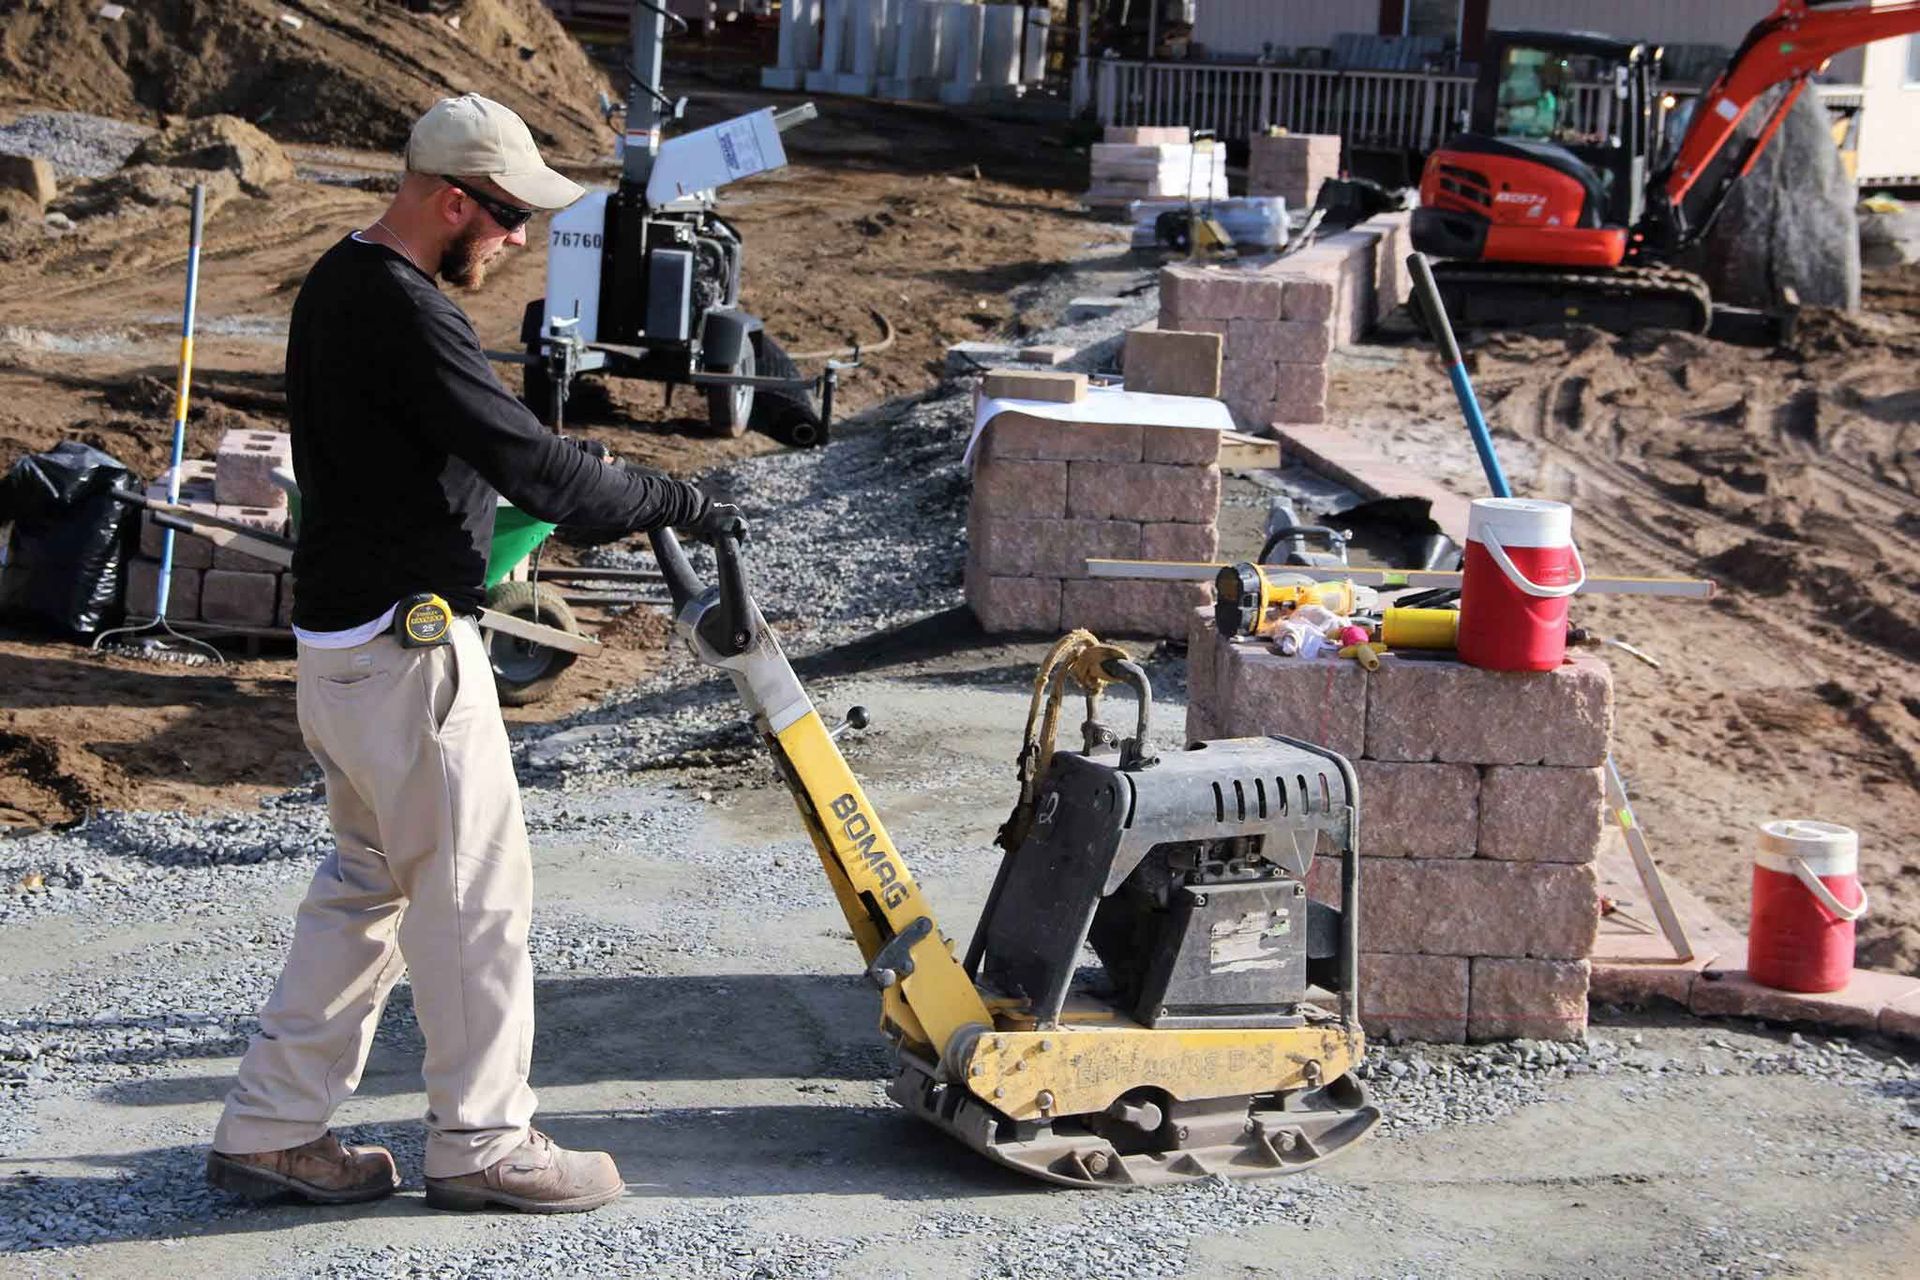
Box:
[1483,0,1766,47]
[1192,0,1382,60]
[1856,34,1920,184]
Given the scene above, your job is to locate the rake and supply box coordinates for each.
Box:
[92,183,224,667]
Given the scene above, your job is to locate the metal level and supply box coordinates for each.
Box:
[1086,559,1716,599]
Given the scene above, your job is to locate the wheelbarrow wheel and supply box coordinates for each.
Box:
[483,581,580,707]
[704,340,754,438]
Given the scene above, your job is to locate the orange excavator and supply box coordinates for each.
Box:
[1412,0,1920,332]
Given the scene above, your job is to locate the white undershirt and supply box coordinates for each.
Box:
[294,605,397,650]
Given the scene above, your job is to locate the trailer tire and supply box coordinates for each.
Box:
[748,332,826,448]
[483,581,580,707]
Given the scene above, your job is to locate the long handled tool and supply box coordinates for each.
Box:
[1408,250,1692,961]
[92,184,224,667]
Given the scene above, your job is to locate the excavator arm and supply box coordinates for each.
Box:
[1650,0,1920,250]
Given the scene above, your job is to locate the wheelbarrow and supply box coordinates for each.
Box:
[270,469,594,705]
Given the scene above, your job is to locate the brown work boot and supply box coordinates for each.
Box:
[206,1131,399,1205]
[423,1128,623,1214]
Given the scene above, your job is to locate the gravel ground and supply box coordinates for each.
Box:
[4,247,1918,1277]
[0,111,152,179]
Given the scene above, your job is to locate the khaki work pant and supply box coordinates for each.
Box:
[213,619,537,1177]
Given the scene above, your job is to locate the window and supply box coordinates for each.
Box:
[1908,35,1920,85]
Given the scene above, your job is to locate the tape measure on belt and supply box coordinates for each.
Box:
[395,592,455,648]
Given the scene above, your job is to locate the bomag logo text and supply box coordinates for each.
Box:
[830,793,910,909]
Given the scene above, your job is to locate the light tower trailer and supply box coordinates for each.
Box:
[517,2,841,446]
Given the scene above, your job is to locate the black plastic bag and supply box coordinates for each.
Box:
[0,441,141,637]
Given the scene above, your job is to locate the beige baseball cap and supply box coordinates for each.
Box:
[404,93,584,211]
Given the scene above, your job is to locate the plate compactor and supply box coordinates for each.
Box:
[651,527,1380,1186]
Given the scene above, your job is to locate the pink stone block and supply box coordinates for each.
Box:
[1220,355,1278,408]
[1219,646,1365,759]
[210,504,290,573]
[1280,274,1336,323]
[1362,953,1469,1044]
[1365,655,1613,767]
[971,458,1068,520]
[1140,521,1218,563]
[1426,860,1599,960]
[1067,462,1220,524]
[983,412,1142,464]
[200,568,279,627]
[1061,579,1209,639]
[1478,765,1606,862]
[1123,327,1223,398]
[1690,964,1918,1034]
[968,510,1140,579]
[1186,606,1218,727]
[1348,859,1597,959]
[138,470,217,569]
[1469,957,1591,1042]
[964,554,1062,633]
[213,429,291,509]
[124,558,201,621]
[1355,761,1478,858]
[1142,424,1223,466]
[1226,318,1333,366]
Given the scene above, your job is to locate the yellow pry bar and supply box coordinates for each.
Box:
[773,711,994,1056]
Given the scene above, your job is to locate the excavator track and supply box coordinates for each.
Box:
[1430,261,1714,335]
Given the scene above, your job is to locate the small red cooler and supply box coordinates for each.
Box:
[1749,820,1868,993]
[1458,498,1586,672]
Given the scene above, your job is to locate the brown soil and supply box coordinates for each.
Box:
[1331,280,1920,976]
[0,0,614,158]
[0,62,1092,830]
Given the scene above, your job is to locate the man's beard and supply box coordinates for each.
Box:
[439,225,496,289]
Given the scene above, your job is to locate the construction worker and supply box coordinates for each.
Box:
[204,93,742,1214]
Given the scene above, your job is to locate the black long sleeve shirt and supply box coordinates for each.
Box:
[285,234,707,630]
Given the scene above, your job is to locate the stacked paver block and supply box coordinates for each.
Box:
[214,428,291,511]
[966,414,1220,637]
[137,460,217,569]
[1122,326,1222,398]
[1188,605,1612,1043]
[201,568,278,627]
[1086,126,1228,211]
[1158,210,1415,432]
[124,557,202,620]
[1248,132,1342,211]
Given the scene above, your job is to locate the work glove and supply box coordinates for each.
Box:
[681,500,749,547]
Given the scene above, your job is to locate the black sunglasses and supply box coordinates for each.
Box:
[442,177,536,232]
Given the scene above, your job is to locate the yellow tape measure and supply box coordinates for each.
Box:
[397,593,454,648]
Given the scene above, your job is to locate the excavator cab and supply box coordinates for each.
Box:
[1412,2,1920,335]
[1416,31,1660,269]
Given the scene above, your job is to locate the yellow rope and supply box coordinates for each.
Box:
[995,630,1132,854]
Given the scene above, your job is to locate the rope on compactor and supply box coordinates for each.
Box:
[994,630,1132,857]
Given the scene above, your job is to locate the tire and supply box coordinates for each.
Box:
[704,340,754,438]
[748,332,825,448]
[483,580,580,707]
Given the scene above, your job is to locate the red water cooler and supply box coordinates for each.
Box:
[1457,498,1586,672]
[1749,820,1868,993]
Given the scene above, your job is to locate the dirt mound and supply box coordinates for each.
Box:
[126,115,293,194]
[50,165,241,223]
[0,0,613,159]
